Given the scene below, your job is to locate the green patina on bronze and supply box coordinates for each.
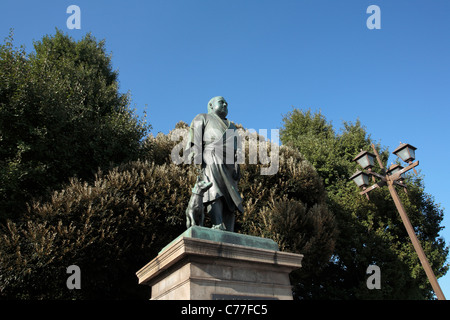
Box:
[159,226,279,254]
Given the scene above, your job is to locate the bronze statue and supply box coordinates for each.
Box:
[185,96,243,232]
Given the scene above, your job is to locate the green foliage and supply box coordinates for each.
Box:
[281,108,449,299]
[0,29,150,222]
[280,109,389,189]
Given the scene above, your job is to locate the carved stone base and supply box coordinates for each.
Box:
[136,226,303,300]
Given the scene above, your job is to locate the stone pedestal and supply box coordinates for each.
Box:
[136,226,303,300]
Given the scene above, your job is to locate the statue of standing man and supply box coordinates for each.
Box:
[185,96,244,232]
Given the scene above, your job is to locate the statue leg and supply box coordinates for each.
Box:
[222,207,235,232]
[207,198,225,230]
[207,198,235,231]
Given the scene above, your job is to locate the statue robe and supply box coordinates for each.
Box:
[186,113,244,213]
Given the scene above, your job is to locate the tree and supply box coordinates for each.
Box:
[281,108,449,299]
[0,29,150,222]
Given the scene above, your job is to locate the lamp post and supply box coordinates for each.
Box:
[350,143,446,300]
[393,143,418,174]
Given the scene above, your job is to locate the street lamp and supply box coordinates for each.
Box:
[349,170,370,188]
[387,163,407,193]
[350,143,445,300]
[393,143,418,174]
[393,143,416,163]
[386,163,404,178]
[353,150,376,170]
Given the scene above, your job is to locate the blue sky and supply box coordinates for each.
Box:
[2,0,450,298]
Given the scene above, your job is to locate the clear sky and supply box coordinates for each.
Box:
[2,0,450,298]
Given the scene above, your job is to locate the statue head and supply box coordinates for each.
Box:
[207,96,228,119]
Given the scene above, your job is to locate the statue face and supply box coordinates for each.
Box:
[210,97,228,118]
